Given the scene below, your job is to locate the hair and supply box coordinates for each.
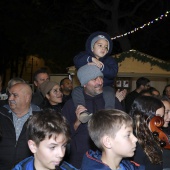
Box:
[163,84,170,96]
[88,109,133,151]
[7,77,25,90]
[139,87,160,98]
[130,95,164,164]
[26,109,70,146]
[33,67,49,82]
[136,77,150,88]
[139,89,152,96]
[149,87,160,97]
[60,77,70,86]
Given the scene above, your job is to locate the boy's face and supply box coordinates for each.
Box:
[28,134,67,170]
[111,124,137,158]
[92,39,108,59]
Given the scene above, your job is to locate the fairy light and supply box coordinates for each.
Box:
[111,11,170,40]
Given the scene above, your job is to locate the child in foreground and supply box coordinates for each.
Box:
[12,109,77,170]
[81,109,145,170]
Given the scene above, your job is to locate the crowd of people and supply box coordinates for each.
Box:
[0,31,170,170]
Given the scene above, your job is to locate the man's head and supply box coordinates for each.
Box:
[33,68,50,89]
[8,83,32,116]
[7,77,25,92]
[40,81,63,105]
[88,109,137,158]
[26,109,70,169]
[136,77,150,90]
[77,65,103,96]
[60,78,73,95]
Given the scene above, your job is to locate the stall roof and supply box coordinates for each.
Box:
[114,49,170,77]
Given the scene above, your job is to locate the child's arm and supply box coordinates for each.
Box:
[73,52,93,69]
[100,56,118,79]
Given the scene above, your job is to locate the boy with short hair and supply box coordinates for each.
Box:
[81,109,144,170]
[12,109,77,170]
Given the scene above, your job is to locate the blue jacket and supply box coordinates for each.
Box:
[81,150,145,170]
[73,31,118,87]
[12,156,77,170]
[62,92,105,169]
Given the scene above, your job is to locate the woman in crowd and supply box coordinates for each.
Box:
[39,80,63,113]
[162,84,170,102]
[130,95,168,170]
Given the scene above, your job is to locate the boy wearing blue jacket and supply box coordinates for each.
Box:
[12,110,77,170]
[72,31,126,123]
[81,109,145,170]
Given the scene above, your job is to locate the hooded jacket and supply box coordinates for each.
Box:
[73,31,118,86]
[81,150,145,170]
[12,156,78,170]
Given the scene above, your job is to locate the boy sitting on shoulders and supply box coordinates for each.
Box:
[12,109,77,170]
[81,109,145,170]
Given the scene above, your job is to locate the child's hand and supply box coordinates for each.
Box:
[90,57,104,69]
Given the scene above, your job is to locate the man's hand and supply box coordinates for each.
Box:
[116,89,127,102]
[74,105,87,130]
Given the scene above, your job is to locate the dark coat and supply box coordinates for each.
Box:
[62,92,105,169]
[0,107,39,170]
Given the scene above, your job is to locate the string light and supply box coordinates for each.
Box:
[111,11,170,40]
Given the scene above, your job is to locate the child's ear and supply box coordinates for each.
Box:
[102,135,112,149]
[28,140,37,153]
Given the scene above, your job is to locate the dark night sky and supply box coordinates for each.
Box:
[0,0,170,74]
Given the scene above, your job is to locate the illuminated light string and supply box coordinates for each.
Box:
[111,11,170,40]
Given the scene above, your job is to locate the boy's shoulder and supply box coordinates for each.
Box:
[121,159,145,170]
[81,150,145,170]
[12,156,34,170]
[12,158,78,170]
[60,161,78,170]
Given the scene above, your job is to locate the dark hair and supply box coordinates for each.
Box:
[139,89,152,96]
[26,109,70,146]
[130,95,164,164]
[140,87,160,98]
[163,84,170,96]
[33,68,49,82]
[60,77,70,86]
[88,109,133,151]
[136,77,150,88]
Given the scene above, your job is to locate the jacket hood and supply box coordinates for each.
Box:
[85,31,113,57]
